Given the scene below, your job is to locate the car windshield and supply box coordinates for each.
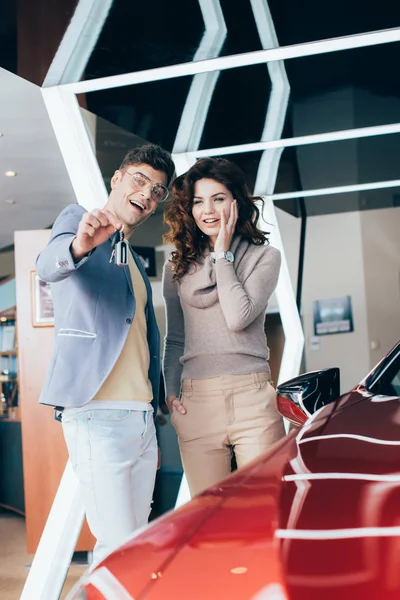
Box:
[367,343,400,397]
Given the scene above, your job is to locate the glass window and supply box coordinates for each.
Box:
[286,44,400,136]
[268,0,400,46]
[77,0,264,82]
[84,75,194,151]
[368,345,400,396]
[0,1,17,75]
[199,64,272,150]
[274,134,400,194]
[217,151,264,193]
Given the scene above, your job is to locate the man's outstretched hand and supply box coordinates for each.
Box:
[71,209,122,261]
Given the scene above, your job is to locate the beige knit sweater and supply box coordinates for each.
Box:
[162,235,281,397]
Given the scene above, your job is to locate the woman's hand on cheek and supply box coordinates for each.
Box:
[214,200,237,255]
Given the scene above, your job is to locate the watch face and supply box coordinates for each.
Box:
[226,251,234,262]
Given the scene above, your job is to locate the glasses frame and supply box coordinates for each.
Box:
[124,170,169,203]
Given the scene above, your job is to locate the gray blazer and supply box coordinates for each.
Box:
[36,204,160,412]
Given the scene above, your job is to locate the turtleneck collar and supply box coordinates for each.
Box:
[179,235,249,308]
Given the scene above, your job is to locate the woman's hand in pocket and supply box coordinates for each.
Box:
[166,394,187,415]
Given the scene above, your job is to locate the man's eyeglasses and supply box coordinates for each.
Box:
[125,171,169,203]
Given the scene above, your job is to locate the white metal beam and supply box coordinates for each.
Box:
[270,178,400,201]
[191,122,400,157]
[59,27,400,94]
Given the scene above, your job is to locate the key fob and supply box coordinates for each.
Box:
[115,239,129,266]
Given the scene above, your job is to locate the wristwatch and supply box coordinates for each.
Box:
[210,251,234,263]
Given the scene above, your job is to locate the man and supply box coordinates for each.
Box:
[36,144,175,564]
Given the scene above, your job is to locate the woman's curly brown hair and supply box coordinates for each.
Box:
[163,157,269,281]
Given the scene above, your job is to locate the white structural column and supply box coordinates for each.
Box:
[172,0,227,154]
[43,0,113,87]
[257,195,305,386]
[250,0,290,142]
[41,86,108,211]
[251,0,304,385]
[20,462,85,600]
[172,0,226,176]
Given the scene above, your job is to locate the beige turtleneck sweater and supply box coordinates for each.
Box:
[162,236,281,397]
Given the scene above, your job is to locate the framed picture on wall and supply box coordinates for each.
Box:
[30,270,54,327]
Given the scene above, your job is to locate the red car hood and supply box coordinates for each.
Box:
[76,389,400,600]
[77,434,293,600]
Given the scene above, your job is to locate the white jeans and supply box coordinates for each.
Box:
[61,408,157,565]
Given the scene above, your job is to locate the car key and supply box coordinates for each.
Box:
[109,227,129,266]
[115,228,129,267]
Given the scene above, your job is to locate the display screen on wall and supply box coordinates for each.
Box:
[313,296,354,336]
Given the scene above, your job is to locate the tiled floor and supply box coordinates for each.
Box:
[0,509,86,600]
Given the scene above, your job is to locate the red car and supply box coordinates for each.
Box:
[69,342,400,600]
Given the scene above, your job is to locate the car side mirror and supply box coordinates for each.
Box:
[276,368,340,427]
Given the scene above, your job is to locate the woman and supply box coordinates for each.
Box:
[162,157,285,497]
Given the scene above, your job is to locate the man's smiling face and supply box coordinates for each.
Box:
[107,162,168,235]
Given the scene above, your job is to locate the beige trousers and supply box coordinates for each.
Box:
[170,372,285,497]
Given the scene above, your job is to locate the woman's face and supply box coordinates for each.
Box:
[191,178,234,242]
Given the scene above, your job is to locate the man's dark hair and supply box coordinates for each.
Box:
[119,144,175,186]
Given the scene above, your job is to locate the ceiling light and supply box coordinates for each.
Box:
[4,199,15,205]
[0,133,3,137]
[4,171,17,177]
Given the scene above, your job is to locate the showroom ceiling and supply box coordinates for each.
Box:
[1,0,400,251]
[0,68,75,250]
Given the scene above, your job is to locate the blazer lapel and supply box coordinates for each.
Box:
[130,248,153,314]
[123,265,134,297]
